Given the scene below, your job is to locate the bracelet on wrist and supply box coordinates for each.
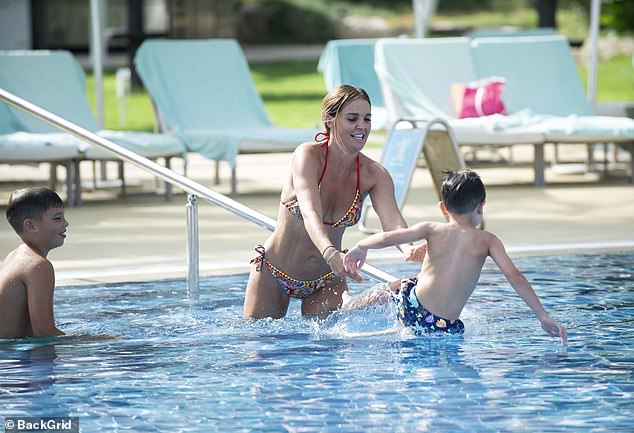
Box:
[321,245,337,257]
[323,247,340,264]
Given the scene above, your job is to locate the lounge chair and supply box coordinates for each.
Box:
[134,39,318,195]
[317,39,389,130]
[374,37,634,185]
[0,50,186,204]
[0,131,83,204]
[374,37,547,184]
[470,35,634,146]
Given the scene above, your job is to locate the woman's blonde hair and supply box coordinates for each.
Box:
[321,85,371,135]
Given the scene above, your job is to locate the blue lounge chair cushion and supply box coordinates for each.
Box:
[0,132,82,161]
[135,39,316,167]
[375,37,476,121]
[538,115,634,142]
[93,130,186,159]
[0,50,185,159]
[470,35,593,116]
[374,38,544,144]
[471,35,634,140]
[374,37,634,144]
[0,50,99,133]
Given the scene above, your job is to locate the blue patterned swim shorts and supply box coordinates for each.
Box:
[391,277,465,335]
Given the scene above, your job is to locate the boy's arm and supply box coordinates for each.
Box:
[344,223,430,274]
[24,260,64,337]
[488,235,567,345]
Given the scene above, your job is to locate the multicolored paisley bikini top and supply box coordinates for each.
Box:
[283,133,364,228]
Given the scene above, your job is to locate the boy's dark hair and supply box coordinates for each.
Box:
[6,187,64,233]
[440,170,486,214]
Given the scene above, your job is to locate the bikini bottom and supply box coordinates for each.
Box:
[251,245,336,299]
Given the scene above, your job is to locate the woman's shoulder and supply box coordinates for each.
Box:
[293,141,325,160]
[359,152,391,179]
[290,142,326,176]
[297,140,324,152]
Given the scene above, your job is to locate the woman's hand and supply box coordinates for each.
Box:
[327,249,364,282]
[404,243,427,262]
[342,247,366,281]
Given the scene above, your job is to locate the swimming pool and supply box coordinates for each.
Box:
[1,251,632,432]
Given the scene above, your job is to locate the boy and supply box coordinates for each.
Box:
[344,170,567,344]
[0,187,68,338]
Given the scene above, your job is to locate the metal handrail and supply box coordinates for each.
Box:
[0,88,398,289]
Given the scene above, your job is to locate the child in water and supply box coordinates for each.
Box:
[343,170,567,344]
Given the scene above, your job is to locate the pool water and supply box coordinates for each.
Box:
[1,251,633,432]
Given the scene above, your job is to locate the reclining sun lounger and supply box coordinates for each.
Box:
[135,39,318,195]
[374,37,634,185]
[317,39,389,130]
[0,131,83,203]
[470,35,634,148]
[0,50,187,204]
[374,37,547,183]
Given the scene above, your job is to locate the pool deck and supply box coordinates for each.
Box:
[0,140,633,285]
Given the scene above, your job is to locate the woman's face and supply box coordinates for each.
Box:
[332,98,371,151]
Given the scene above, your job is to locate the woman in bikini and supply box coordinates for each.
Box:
[243,85,410,319]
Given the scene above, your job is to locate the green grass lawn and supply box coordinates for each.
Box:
[250,61,326,129]
[86,55,633,132]
[578,54,634,101]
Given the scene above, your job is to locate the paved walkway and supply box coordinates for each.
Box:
[0,142,633,285]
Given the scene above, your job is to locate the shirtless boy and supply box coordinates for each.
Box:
[344,170,567,344]
[0,187,67,338]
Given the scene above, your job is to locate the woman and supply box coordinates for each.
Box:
[244,85,410,319]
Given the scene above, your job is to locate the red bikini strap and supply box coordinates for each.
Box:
[314,132,360,188]
[318,143,329,184]
[356,154,360,190]
[318,147,361,187]
[314,132,329,146]
[314,132,330,184]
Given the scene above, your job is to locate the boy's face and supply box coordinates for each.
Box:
[30,207,68,249]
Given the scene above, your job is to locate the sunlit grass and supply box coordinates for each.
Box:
[250,61,326,129]
[85,73,156,131]
[578,54,634,101]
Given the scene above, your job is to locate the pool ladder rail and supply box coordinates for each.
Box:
[0,88,399,299]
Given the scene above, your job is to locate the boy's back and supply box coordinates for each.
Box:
[416,221,494,320]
